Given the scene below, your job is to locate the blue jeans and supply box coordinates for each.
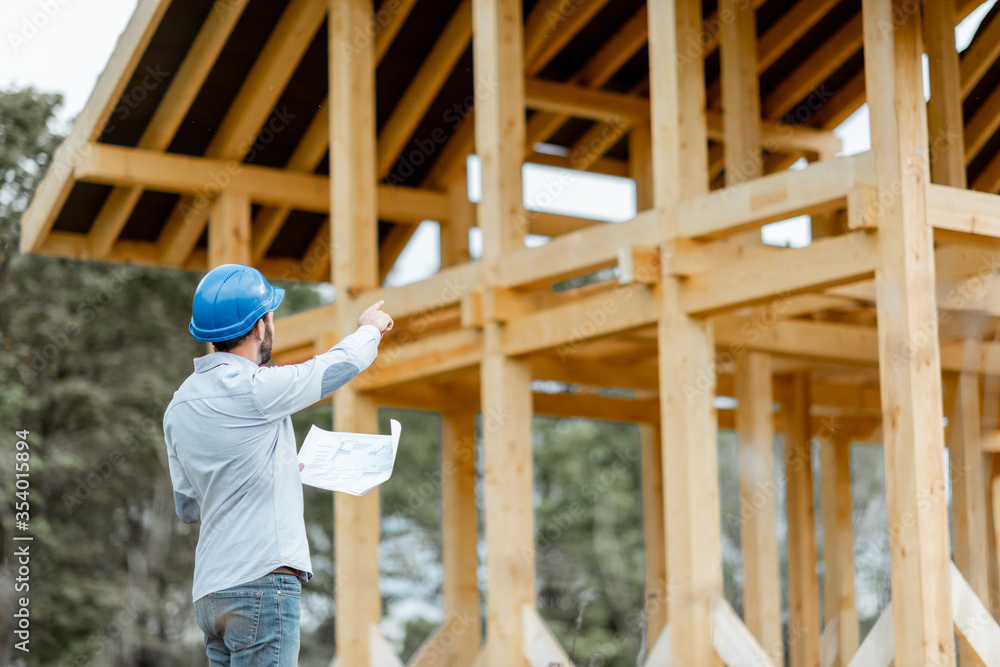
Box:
[194,573,301,666]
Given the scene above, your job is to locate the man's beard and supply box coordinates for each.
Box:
[259,325,273,365]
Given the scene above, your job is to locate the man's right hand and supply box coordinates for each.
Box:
[358,300,394,336]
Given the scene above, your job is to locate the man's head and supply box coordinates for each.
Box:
[189,264,284,364]
[211,311,275,364]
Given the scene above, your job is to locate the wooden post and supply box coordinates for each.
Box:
[923,0,966,188]
[442,172,474,267]
[330,1,381,664]
[719,0,762,187]
[332,385,381,667]
[441,413,481,665]
[948,372,989,665]
[639,423,667,649]
[473,1,535,665]
[629,122,654,212]
[330,0,378,297]
[648,1,723,664]
[207,190,250,267]
[820,433,859,667]
[781,374,821,667]
[863,0,954,662]
[990,452,1000,619]
[735,352,782,661]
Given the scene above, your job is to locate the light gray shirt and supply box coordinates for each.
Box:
[163,325,381,602]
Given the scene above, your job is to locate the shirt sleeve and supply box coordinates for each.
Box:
[164,427,202,524]
[249,324,381,422]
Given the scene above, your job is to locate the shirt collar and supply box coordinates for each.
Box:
[194,351,261,373]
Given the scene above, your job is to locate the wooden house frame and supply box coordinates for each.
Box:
[20,0,1000,663]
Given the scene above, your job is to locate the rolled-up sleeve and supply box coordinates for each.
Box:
[249,325,381,421]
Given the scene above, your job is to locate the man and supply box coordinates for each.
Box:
[163,264,393,666]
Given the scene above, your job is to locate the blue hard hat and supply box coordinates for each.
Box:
[189,264,285,342]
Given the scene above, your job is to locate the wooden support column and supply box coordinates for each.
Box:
[330,0,379,296]
[924,0,967,188]
[649,0,722,664]
[207,190,251,267]
[719,0,762,187]
[948,372,989,665]
[781,374,821,667]
[629,122,654,212]
[473,0,534,665]
[735,352,782,661]
[332,384,381,666]
[441,413,481,665]
[863,0,954,663]
[441,172,474,267]
[820,434,859,667]
[330,2,382,664]
[639,423,667,649]
[990,451,1000,620]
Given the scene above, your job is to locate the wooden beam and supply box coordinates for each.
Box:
[332,384,382,667]
[523,0,611,77]
[762,12,864,120]
[376,0,471,178]
[649,0,722,663]
[75,143,448,224]
[441,413,481,666]
[959,7,1000,98]
[736,352,783,661]
[719,0,762,188]
[680,231,878,315]
[373,0,418,64]
[156,0,327,267]
[947,372,990,665]
[820,433,859,667]
[497,212,658,290]
[523,79,650,124]
[475,2,536,665]
[931,184,1000,238]
[474,0,527,267]
[251,98,329,263]
[639,424,668,650]
[502,284,661,357]
[441,174,475,266]
[676,151,874,240]
[703,112,842,156]
[706,0,841,109]
[20,0,172,254]
[630,122,654,211]
[207,190,250,267]
[780,374,821,667]
[88,0,250,259]
[863,0,955,662]
[924,0,967,187]
[330,2,381,665]
[524,6,649,149]
[331,0,378,297]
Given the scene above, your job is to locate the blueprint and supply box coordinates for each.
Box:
[297,419,401,496]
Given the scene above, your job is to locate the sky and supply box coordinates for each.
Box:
[1,0,996,288]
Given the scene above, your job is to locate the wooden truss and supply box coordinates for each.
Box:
[19,0,1000,664]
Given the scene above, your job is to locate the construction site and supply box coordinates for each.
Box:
[18,0,1000,664]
